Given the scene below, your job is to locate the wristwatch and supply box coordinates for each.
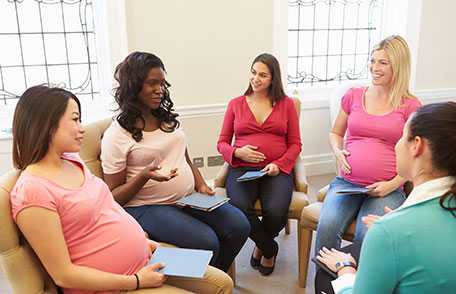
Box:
[335,260,357,272]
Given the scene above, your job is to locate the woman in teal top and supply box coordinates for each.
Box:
[317,102,456,294]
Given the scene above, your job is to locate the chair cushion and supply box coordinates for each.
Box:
[214,187,309,220]
[300,202,355,240]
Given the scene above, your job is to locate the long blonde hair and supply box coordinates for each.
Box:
[372,35,417,108]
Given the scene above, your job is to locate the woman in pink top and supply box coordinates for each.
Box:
[315,36,422,255]
[10,85,233,294]
[101,52,249,273]
[217,53,302,276]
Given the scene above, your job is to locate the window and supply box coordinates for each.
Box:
[0,0,99,107]
[288,0,384,88]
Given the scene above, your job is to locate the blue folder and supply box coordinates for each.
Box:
[176,193,229,211]
[149,247,213,278]
[236,170,267,182]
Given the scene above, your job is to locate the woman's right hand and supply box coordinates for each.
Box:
[334,148,351,174]
[141,165,178,182]
[135,263,167,288]
[234,145,266,163]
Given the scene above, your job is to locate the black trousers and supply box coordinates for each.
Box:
[226,166,293,258]
[315,242,362,294]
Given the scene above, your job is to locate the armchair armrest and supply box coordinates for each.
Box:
[293,155,308,194]
[213,163,229,188]
[317,185,329,202]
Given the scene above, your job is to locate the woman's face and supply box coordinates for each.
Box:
[51,99,84,153]
[395,117,413,179]
[138,67,166,110]
[369,49,393,87]
[249,62,272,94]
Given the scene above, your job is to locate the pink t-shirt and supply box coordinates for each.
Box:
[10,153,149,294]
[101,121,195,206]
[341,87,422,186]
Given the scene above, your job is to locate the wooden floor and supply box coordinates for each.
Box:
[0,173,335,294]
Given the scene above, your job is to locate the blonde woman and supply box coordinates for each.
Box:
[315,35,422,253]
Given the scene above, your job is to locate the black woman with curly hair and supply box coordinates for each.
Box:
[100,52,250,273]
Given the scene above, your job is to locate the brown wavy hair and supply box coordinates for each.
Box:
[114,52,179,142]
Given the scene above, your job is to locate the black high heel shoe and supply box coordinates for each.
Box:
[250,247,261,269]
[259,241,279,276]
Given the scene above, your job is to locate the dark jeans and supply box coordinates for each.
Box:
[125,202,250,272]
[226,166,293,258]
[315,242,362,294]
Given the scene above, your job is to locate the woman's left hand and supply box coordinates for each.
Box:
[317,247,356,273]
[366,181,397,197]
[261,163,280,176]
[196,184,215,196]
[147,239,160,257]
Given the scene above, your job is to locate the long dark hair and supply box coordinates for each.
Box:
[12,85,81,170]
[114,51,179,142]
[244,53,286,104]
[408,102,456,216]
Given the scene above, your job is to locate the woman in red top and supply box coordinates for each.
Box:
[217,53,301,275]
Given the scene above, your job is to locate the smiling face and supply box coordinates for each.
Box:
[51,99,85,153]
[369,49,393,87]
[249,61,272,94]
[138,67,166,110]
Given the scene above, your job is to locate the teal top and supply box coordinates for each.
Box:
[339,197,456,294]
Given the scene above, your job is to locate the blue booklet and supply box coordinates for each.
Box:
[337,187,371,195]
[236,170,267,182]
[176,192,229,211]
[149,247,213,278]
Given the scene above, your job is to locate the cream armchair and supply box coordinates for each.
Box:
[213,98,310,287]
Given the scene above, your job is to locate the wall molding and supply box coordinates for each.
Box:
[176,88,456,119]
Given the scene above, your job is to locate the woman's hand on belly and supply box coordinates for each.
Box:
[334,148,351,174]
[234,144,266,163]
[261,163,280,176]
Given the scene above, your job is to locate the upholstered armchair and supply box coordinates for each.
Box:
[213,98,310,287]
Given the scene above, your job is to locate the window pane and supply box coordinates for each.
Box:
[17,0,41,33]
[24,66,48,87]
[48,65,70,88]
[40,3,64,32]
[63,2,83,32]
[2,67,26,96]
[44,34,68,65]
[0,2,18,33]
[22,35,45,66]
[67,33,88,63]
[0,35,22,66]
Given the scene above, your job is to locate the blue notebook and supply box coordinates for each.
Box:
[149,247,213,278]
[337,187,371,195]
[176,193,229,211]
[236,170,267,182]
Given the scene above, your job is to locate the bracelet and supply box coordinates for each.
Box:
[134,273,140,290]
[335,261,357,273]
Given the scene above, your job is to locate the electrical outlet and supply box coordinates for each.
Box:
[192,157,204,168]
[207,155,225,167]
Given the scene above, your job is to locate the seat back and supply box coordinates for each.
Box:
[0,170,58,294]
[79,118,113,177]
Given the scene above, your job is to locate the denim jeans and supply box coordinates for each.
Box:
[125,202,250,272]
[226,166,293,258]
[315,176,406,253]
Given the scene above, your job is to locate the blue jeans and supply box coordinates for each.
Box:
[125,202,250,272]
[226,167,293,258]
[315,176,406,253]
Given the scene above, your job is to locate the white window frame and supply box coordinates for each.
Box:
[273,0,423,106]
[0,0,128,137]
